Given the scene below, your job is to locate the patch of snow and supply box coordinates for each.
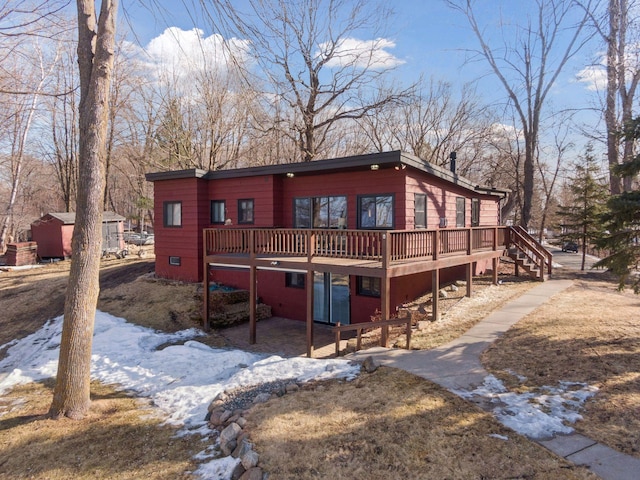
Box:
[488,433,509,441]
[455,375,599,440]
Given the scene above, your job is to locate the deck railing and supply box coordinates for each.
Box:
[204,226,509,263]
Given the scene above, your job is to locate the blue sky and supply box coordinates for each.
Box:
[120,0,604,151]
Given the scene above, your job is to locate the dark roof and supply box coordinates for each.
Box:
[45,211,126,225]
[145,150,509,197]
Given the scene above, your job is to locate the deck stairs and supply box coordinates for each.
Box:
[507,226,553,281]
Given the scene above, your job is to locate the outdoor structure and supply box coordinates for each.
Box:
[146,151,551,356]
[31,212,126,259]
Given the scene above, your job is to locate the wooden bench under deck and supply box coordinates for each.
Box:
[332,317,412,356]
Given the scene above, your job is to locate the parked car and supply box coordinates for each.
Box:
[561,241,579,253]
[124,232,154,246]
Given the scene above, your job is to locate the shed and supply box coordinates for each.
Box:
[31,212,126,259]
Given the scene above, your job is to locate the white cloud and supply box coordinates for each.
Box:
[141,27,251,79]
[320,37,405,69]
[575,63,607,92]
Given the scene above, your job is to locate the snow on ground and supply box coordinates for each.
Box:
[455,374,599,440]
[0,311,600,477]
[0,311,360,478]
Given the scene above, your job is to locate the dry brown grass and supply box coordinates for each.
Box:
[405,275,538,350]
[246,367,596,479]
[0,380,203,479]
[1,258,637,477]
[482,272,640,458]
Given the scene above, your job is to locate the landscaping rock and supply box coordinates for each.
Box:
[231,461,246,480]
[232,439,253,459]
[220,409,233,423]
[241,449,260,470]
[239,467,263,480]
[448,283,459,292]
[253,392,271,404]
[220,422,242,456]
[285,382,300,393]
[439,288,448,298]
[362,356,380,373]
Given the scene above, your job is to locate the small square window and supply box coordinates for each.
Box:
[285,272,305,288]
[164,201,182,227]
[238,199,254,224]
[211,200,226,224]
[169,256,181,266]
[357,276,381,297]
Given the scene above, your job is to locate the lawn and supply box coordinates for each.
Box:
[0,257,635,478]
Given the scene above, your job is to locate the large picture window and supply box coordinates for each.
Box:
[456,197,465,228]
[211,200,226,224]
[294,196,347,228]
[359,194,393,229]
[415,193,426,229]
[238,199,254,224]
[163,201,182,227]
[471,198,480,227]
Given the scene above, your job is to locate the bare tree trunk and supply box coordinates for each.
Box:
[49,0,117,420]
[606,0,622,195]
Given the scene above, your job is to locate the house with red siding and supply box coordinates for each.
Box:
[146,151,550,356]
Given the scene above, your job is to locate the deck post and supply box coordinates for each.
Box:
[202,230,210,331]
[492,257,499,285]
[249,231,257,344]
[466,263,473,297]
[306,268,314,358]
[432,268,440,322]
[203,263,210,331]
[381,234,391,347]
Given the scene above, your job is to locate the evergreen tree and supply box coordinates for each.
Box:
[557,144,609,270]
[595,119,640,292]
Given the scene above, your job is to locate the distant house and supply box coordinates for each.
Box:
[31,212,126,259]
[146,151,549,355]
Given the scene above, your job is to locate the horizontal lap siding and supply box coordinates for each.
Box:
[208,176,276,227]
[281,169,407,229]
[405,176,500,228]
[154,177,208,282]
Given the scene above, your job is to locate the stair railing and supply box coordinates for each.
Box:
[508,227,552,277]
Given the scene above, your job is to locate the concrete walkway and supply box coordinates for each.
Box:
[347,279,640,480]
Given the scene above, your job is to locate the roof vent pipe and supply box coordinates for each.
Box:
[449,151,457,174]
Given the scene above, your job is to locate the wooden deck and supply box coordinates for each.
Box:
[202,227,510,358]
[203,226,508,277]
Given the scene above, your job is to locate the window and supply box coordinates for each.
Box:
[169,256,181,266]
[357,276,381,297]
[285,272,305,288]
[471,198,480,227]
[164,201,182,227]
[294,196,347,228]
[211,200,226,224]
[455,197,465,228]
[415,193,426,229]
[238,199,254,224]
[358,195,394,229]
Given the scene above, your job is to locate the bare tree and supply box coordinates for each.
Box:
[49,0,117,420]
[358,78,496,174]
[580,0,640,193]
[447,0,592,228]
[210,0,411,162]
[0,39,60,252]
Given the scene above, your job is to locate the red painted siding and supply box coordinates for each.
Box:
[31,217,69,258]
[151,159,503,324]
[154,177,209,282]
